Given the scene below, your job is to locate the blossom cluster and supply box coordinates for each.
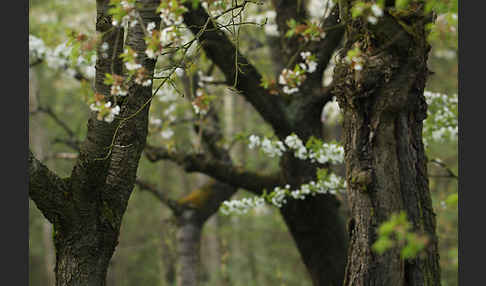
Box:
[423,91,458,145]
[278,67,306,95]
[269,173,346,207]
[109,0,138,27]
[89,99,121,123]
[104,73,129,96]
[220,170,346,214]
[248,135,286,157]
[278,51,318,94]
[158,0,187,26]
[299,51,318,73]
[351,2,384,25]
[29,35,96,79]
[220,197,265,215]
[248,134,344,164]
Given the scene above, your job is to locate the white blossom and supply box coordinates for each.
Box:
[220,172,347,214]
[175,67,184,77]
[423,91,458,144]
[29,35,47,62]
[147,22,156,33]
[125,61,142,71]
[367,16,378,25]
[220,197,266,215]
[161,129,174,139]
[283,86,299,94]
[248,135,261,149]
[150,117,162,126]
[371,4,383,17]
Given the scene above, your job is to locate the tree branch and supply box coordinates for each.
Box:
[182,3,292,137]
[29,150,72,223]
[35,106,78,141]
[429,158,458,179]
[30,105,82,151]
[178,180,237,222]
[135,179,182,214]
[144,144,282,195]
[28,58,90,82]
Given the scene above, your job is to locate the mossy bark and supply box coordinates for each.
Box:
[333,2,440,285]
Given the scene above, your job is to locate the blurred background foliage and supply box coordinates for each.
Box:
[29,0,457,285]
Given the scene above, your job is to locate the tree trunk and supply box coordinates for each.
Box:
[28,1,161,285]
[204,216,222,286]
[53,226,118,286]
[176,210,203,286]
[333,3,441,285]
[43,221,56,285]
[30,67,57,285]
[279,153,348,286]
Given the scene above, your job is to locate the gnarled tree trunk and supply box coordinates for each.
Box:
[333,2,441,285]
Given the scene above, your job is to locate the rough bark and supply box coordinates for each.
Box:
[29,1,161,285]
[333,2,440,285]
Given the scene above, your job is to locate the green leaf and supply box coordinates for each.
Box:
[395,0,410,10]
[372,237,394,254]
[445,193,458,208]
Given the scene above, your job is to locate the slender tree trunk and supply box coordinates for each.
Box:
[333,2,440,285]
[204,216,222,286]
[160,164,176,285]
[160,218,176,285]
[30,67,57,286]
[43,221,56,285]
[176,210,203,286]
